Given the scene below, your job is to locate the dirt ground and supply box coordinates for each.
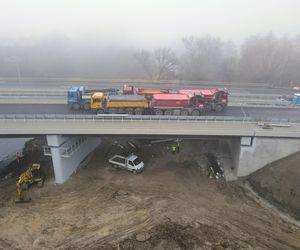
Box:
[249,152,300,220]
[1,138,300,250]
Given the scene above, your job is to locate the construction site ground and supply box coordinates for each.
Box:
[0,138,300,250]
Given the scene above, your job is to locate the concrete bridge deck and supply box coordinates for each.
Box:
[0,115,299,138]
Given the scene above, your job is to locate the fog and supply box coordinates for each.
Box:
[0,0,300,85]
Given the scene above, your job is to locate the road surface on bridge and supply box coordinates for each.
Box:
[0,117,299,138]
[0,104,298,122]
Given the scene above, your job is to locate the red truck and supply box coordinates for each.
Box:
[151,93,205,116]
[122,84,228,115]
[178,88,228,112]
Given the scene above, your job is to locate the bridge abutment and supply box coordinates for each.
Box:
[236,137,300,177]
[45,135,101,183]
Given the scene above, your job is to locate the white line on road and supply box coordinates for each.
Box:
[241,106,247,118]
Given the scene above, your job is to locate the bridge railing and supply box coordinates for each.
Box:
[0,113,299,124]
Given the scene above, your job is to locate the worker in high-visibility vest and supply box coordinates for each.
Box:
[171,145,176,154]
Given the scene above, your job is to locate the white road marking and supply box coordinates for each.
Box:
[241,105,247,118]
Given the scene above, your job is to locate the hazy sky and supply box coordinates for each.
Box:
[0,0,299,48]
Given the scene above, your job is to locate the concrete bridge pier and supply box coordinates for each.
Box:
[45,135,101,184]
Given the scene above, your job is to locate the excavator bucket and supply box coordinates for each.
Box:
[15,188,31,203]
[15,186,31,203]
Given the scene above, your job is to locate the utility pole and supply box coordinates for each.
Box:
[7,56,22,88]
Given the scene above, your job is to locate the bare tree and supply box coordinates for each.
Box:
[153,48,178,80]
[221,41,238,82]
[133,49,155,79]
[181,35,225,81]
[239,34,300,86]
[134,48,178,80]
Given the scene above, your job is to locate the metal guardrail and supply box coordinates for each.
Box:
[0,114,299,124]
[0,92,284,98]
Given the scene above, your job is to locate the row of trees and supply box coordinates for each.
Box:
[0,33,299,86]
[135,34,300,86]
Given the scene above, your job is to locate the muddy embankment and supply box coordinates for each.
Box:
[1,138,300,249]
[249,151,300,220]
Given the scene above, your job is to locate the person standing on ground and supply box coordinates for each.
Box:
[16,151,21,165]
[172,145,176,154]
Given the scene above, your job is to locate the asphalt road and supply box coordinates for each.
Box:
[0,104,299,122]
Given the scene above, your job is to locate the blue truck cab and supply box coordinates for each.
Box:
[67,86,90,110]
[67,87,80,108]
[293,93,300,106]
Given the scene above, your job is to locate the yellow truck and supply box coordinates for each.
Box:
[90,92,149,115]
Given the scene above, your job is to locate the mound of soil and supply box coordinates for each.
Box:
[1,139,300,249]
[117,221,253,250]
[249,152,300,219]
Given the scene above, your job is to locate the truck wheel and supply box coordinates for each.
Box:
[108,108,118,114]
[97,109,105,114]
[83,103,90,111]
[144,109,152,115]
[134,108,143,115]
[205,104,212,113]
[164,110,173,116]
[215,104,224,112]
[180,109,189,116]
[125,108,134,115]
[72,103,80,110]
[155,110,163,116]
[191,109,200,116]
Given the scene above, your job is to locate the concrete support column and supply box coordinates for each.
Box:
[46,135,101,184]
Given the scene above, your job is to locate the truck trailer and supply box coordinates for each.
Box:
[90,92,149,115]
[151,93,206,116]
[123,84,228,112]
[82,92,211,116]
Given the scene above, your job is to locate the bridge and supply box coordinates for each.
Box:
[0,80,299,184]
[1,114,300,183]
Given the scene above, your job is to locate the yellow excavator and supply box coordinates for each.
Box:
[15,163,45,203]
